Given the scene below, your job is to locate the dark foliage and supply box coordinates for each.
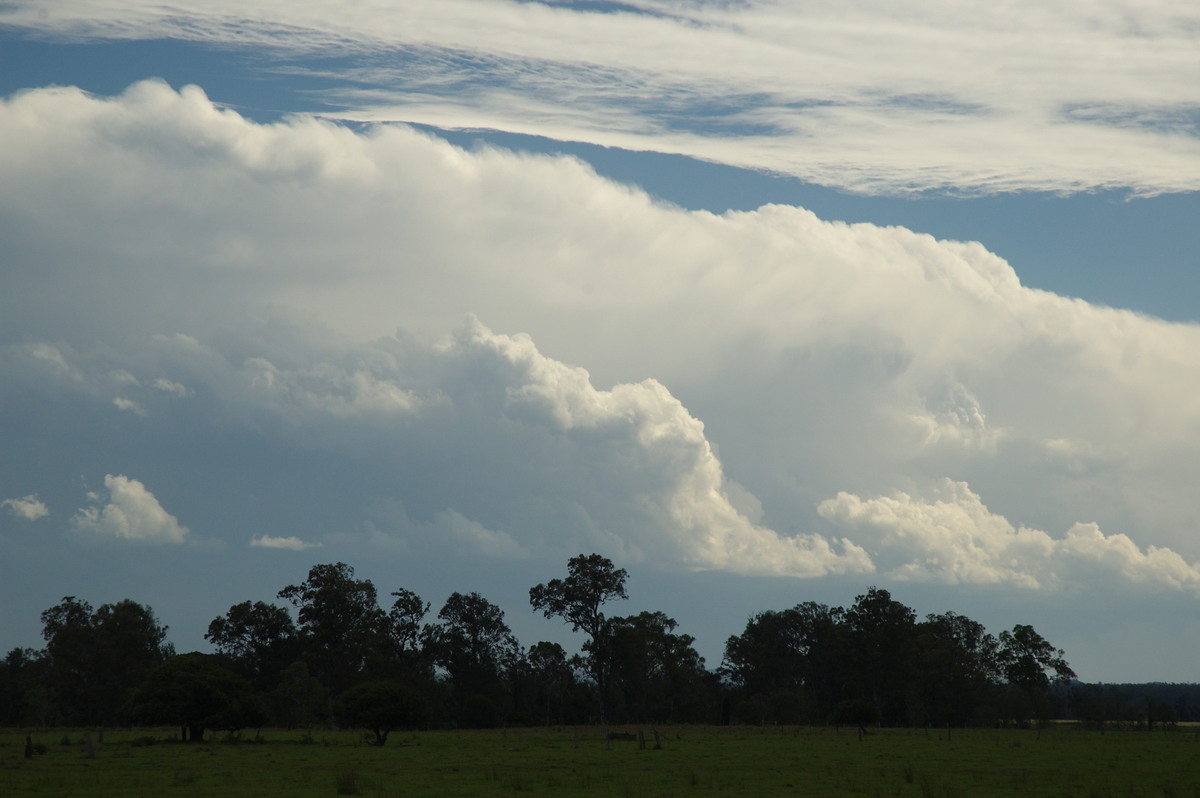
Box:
[122,652,267,742]
[334,681,429,745]
[12,558,1189,734]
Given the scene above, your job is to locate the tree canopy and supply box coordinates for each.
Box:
[122,653,266,742]
[1,558,1108,731]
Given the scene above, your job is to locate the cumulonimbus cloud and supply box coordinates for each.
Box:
[73,474,190,543]
[3,81,1200,597]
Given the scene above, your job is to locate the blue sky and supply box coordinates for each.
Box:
[3,1,1200,682]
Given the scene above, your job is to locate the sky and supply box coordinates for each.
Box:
[2,0,1200,683]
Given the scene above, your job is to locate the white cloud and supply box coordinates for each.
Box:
[435,318,873,576]
[2,0,1198,194]
[250,534,321,550]
[73,474,190,543]
[113,396,146,415]
[3,82,1200,592]
[152,377,189,396]
[2,495,49,521]
[817,479,1200,594]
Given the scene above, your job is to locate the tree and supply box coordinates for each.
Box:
[0,648,47,725]
[277,563,387,694]
[205,600,298,691]
[996,624,1075,726]
[267,661,328,730]
[522,641,576,725]
[430,591,520,723]
[122,653,266,742]
[38,596,174,724]
[379,588,434,682]
[911,612,1000,726]
[720,602,845,724]
[998,624,1075,693]
[606,611,710,723]
[334,681,429,746]
[529,553,628,722]
[844,587,916,725]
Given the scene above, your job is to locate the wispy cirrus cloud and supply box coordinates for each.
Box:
[2,0,1199,194]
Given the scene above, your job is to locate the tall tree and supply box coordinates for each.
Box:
[721,601,845,724]
[205,600,299,691]
[430,591,520,724]
[277,563,386,694]
[997,623,1075,725]
[911,612,1000,726]
[521,641,576,726]
[379,588,433,682]
[39,597,173,724]
[606,611,710,723]
[844,587,916,725]
[529,553,628,722]
[997,624,1075,692]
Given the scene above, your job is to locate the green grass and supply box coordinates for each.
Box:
[3,725,1200,797]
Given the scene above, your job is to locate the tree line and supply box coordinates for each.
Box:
[1,553,1174,741]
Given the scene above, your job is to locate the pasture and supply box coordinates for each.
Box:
[2,724,1198,797]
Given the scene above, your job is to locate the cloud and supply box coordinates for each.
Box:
[250,534,321,551]
[73,474,190,543]
[113,396,147,415]
[152,377,189,396]
[817,479,1200,594]
[2,1,1198,194]
[2,82,1200,594]
[2,495,49,521]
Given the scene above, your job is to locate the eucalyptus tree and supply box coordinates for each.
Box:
[529,553,628,722]
[277,563,388,694]
[205,600,298,691]
[606,610,710,723]
[844,587,917,725]
[430,591,521,723]
[38,596,173,724]
[997,623,1076,724]
[721,601,844,723]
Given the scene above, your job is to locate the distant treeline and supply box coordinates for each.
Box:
[1052,682,1200,727]
[0,556,1190,738]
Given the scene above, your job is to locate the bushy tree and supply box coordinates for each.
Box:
[721,602,844,724]
[123,653,266,742]
[38,597,173,724]
[267,661,328,729]
[334,681,429,745]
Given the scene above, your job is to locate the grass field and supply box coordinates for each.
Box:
[3,725,1199,797]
